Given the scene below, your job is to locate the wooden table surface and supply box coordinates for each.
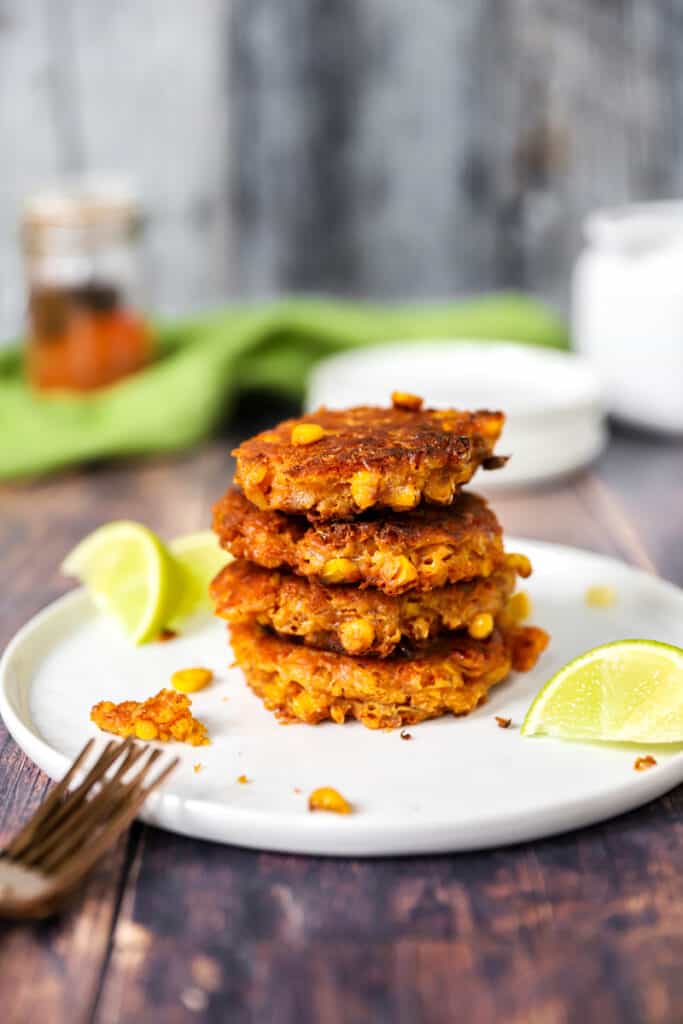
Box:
[2,415,683,1024]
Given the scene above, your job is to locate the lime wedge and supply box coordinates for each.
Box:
[168,530,233,623]
[521,639,683,744]
[62,521,180,644]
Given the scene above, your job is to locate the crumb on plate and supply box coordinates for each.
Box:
[90,688,209,746]
[400,729,413,741]
[585,585,616,608]
[308,786,353,814]
[495,716,512,729]
[634,755,657,772]
[237,774,249,784]
[156,628,178,643]
[193,763,203,774]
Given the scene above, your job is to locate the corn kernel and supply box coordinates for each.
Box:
[505,591,532,623]
[135,719,158,741]
[351,470,380,510]
[468,612,494,639]
[171,667,213,694]
[245,488,270,510]
[236,774,249,784]
[320,557,359,585]
[291,423,326,445]
[385,554,418,589]
[248,463,268,484]
[585,585,616,608]
[505,553,532,578]
[391,391,423,411]
[308,786,352,814]
[424,472,455,504]
[388,485,419,510]
[339,617,375,654]
[290,690,320,720]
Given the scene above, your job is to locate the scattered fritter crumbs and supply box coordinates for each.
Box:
[193,763,204,774]
[634,755,657,772]
[90,688,209,746]
[156,628,178,643]
[400,730,413,741]
[495,716,512,729]
[585,585,616,608]
[308,787,353,815]
[236,774,249,784]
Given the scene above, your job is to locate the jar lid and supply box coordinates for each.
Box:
[23,177,141,233]
[584,201,683,253]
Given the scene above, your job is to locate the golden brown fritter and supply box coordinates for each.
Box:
[213,488,509,594]
[232,397,505,520]
[228,621,549,730]
[212,559,518,657]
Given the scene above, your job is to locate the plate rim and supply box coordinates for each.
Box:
[2,538,683,857]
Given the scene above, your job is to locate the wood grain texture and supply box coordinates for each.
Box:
[231,0,683,307]
[0,0,233,343]
[1,422,683,1024]
[3,0,683,340]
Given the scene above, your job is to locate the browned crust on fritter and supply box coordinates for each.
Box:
[244,671,497,730]
[232,403,504,520]
[212,560,517,657]
[213,488,505,594]
[228,621,549,729]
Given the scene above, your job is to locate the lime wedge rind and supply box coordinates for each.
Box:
[521,639,683,745]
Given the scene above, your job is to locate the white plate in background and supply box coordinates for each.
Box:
[2,540,683,856]
[306,342,606,488]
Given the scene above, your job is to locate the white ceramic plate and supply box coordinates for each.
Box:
[2,540,683,857]
[306,342,606,488]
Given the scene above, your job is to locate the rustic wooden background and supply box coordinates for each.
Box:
[2,0,682,341]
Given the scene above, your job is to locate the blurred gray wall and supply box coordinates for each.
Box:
[2,0,682,339]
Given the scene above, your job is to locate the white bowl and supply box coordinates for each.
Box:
[306,341,606,489]
[573,202,683,434]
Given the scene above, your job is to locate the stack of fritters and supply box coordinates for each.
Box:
[211,394,548,730]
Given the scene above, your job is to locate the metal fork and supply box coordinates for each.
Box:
[0,737,178,919]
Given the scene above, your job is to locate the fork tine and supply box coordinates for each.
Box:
[21,741,153,870]
[9,738,135,861]
[140,756,180,798]
[31,746,170,873]
[6,738,111,858]
[44,754,179,879]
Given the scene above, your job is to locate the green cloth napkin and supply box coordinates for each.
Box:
[0,294,567,480]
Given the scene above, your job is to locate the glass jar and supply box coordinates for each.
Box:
[22,180,152,392]
[572,202,683,434]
